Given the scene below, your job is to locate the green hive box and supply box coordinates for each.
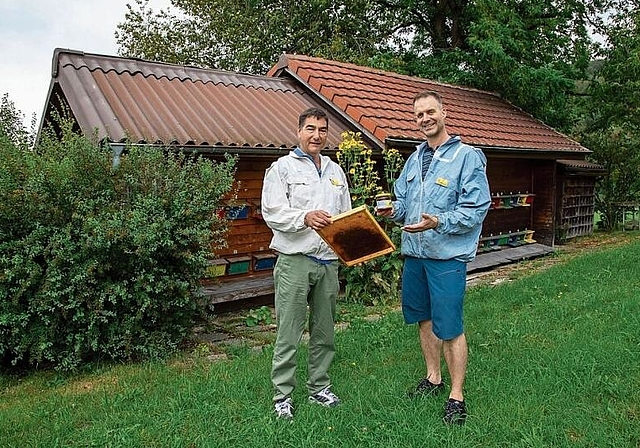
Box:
[226,256,251,275]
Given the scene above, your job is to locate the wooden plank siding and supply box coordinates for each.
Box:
[556,174,597,240]
[206,157,277,281]
[483,158,537,241]
[202,154,561,303]
[531,160,556,246]
[485,158,534,194]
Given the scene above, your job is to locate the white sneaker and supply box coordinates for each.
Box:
[308,385,341,408]
[274,397,294,419]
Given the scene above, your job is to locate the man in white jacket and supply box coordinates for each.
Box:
[261,107,352,419]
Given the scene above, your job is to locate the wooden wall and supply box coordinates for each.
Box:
[483,157,555,246]
[204,153,570,293]
[217,158,273,257]
[531,160,556,246]
[556,173,597,240]
[209,155,562,276]
[206,157,277,281]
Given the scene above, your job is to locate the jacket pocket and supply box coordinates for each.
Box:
[406,169,419,184]
[286,176,313,208]
[330,183,348,208]
[430,183,458,211]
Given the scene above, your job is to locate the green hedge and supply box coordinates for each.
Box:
[0,122,236,370]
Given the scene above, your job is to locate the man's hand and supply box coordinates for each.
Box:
[304,210,333,230]
[402,213,438,233]
[376,206,394,218]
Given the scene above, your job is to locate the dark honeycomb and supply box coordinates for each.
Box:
[332,227,390,261]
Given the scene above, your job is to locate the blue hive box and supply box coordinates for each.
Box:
[253,253,277,271]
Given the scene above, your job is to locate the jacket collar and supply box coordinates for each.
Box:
[416,135,461,154]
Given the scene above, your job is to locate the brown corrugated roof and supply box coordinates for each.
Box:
[45,49,356,150]
[268,54,589,154]
[44,49,590,156]
[557,159,606,173]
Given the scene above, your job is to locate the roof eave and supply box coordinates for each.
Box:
[107,142,346,158]
[384,137,591,158]
[479,146,591,158]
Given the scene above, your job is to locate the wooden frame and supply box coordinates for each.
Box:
[316,205,396,266]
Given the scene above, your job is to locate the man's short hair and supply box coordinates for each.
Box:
[299,107,328,129]
[413,90,443,107]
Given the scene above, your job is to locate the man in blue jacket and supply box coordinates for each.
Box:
[378,90,491,424]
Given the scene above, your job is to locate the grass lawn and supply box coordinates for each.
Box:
[1,232,639,447]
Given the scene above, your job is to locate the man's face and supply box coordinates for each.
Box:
[414,96,446,140]
[297,116,328,157]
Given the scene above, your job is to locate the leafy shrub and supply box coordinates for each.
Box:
[0,120,236,370]
[341,224,404,306]
[336,132,404,306]
[245,306,274,327]
[0,93,34,150]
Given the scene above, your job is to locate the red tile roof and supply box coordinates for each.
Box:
[268,54,589,154]
[45,49,356,150]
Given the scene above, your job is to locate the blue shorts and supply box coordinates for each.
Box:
[401,257,466,340]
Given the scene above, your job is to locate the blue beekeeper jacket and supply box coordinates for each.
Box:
[391,135,491,262]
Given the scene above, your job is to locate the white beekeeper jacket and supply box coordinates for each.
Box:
[261,148,352,261]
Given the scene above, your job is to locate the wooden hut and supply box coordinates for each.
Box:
[40,49,603,303]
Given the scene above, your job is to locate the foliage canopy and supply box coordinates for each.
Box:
[575,3,640,228]
[0,93,34,150]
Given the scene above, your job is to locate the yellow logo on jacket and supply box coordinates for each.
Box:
[330,178,343,186]
[436,177,449,187]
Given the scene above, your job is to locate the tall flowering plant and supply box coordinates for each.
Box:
[335,131,405,306]
[382,148,404,196]
[336,131,381,207]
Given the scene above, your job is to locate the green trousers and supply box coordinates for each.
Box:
[271,254,338,402]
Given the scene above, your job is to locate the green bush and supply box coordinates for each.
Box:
[244,306,274,327]
[0,120,236,370]
[336,132,405,306]
[340,224,403,306]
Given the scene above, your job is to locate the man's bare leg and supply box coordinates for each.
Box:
[443,332,467,401]
[418,320,443,384]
